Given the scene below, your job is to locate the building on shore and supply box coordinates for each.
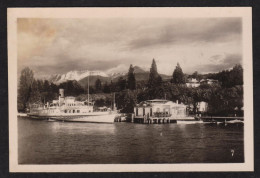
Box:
[197,101,208,113]
[186,78,200,87]
[134,99,188,119]
[186,78,219,88]
[188,101,208,115]
[200,79,219,85]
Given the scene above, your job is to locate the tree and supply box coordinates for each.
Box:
[192,71,198,79]
[191,71,202,81]
[230,64,243,86]
[110,80,116,93]
[127,64,136,90]
[103,82,111,93]
[206,64,243,88]
[148,59,162,87]
[117,91,136,113]
[43,80,50,92]
[117,77,127,91]
[95,78,102,92]
[18,67,34,111]
[29,79,41,104]
[58,80,84,96]
[172,63,185,84]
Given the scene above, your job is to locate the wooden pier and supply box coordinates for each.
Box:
[133,116,177,124]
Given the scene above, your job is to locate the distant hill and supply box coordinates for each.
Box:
[46,65,171,88]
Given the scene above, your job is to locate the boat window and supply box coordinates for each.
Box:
[77,110,80,113]
[65,110,67,113]
[73,110,75,113]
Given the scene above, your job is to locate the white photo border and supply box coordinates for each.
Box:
[8,7,253,172]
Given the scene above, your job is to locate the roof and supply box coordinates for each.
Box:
[137,100,187,107]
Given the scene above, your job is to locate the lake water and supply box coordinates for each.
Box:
[18,117,244,164]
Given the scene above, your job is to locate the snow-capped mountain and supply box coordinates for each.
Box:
[47,65,148,84]
[48,70,108,84]
[107,65,147,79]
[106,64,129,78]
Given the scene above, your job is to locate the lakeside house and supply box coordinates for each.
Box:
[187,101,209,115]
[197,101,208,112]
[186,78,200,87]
[134,99,188,119]
[200,79,219,85]
[186,78,219,88]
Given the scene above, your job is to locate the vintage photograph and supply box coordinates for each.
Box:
[8,8,253,172]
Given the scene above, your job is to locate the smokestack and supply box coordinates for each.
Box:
[176,100,179,104]
[59,89,64,98]
[59,89,64,106]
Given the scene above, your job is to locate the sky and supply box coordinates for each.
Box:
[17,18,242,78]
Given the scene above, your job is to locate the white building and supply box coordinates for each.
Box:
[186,78,200,88]
[200,79,218,85]
[197,101,208,112]
[134,99,187,119]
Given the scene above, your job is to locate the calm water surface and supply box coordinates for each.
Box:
[18,117,244,164]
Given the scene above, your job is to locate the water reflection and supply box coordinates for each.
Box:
[18,117,244,164]
[50,121,116,135]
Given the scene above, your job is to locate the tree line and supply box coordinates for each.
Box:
[18,60,243,116]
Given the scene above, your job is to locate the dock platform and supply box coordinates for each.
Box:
[132,115,195,124]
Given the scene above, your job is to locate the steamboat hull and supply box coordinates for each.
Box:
[53,113,118,123]
[27,113,119,123]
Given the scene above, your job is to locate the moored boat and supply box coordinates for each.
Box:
[28,89,120,123]
[18,113,27,117]
[177,120,204,124]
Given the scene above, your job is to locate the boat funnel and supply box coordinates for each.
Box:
[59,89,65,106]
[59,89,64,98]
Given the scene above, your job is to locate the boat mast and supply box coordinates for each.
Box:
[88,72,90,107]
[113,92,116,111]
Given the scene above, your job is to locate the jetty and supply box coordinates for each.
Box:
[132,115,179,124]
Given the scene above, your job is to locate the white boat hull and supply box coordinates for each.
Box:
[28,112,120,123]
[53,113,119,123]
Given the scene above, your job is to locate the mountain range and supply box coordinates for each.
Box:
[47,66,171,88]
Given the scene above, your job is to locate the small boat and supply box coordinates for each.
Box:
[17,113,27,117]
[177,120,204,124]
[225,119,244,124]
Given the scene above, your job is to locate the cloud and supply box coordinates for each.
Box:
[126,18,241,50]
[17,18,243,77]
[193,53,242,73]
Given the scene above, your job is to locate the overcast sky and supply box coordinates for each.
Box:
[17,18,242,78]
